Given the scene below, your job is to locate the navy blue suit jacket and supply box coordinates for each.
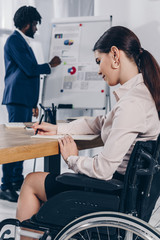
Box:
[2,30,51,108]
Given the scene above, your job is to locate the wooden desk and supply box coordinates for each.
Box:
[0,124,60,174]
[0,124,103,175]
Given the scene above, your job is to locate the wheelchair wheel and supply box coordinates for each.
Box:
[53,211,160,240]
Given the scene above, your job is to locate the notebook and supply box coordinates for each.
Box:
[31,134,99,141]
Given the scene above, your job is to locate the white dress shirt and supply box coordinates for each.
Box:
[58,73,160,180]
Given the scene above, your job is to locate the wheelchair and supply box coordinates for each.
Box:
[0,135,160,240]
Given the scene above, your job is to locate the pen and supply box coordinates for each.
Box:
[39,103,45,111]
[52,103,54,111]
[35,114,44,135]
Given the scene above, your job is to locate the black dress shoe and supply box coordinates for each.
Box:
[11,180,23,191]
[0,189,19,202]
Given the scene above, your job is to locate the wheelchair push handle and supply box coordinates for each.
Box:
[136,149,160,176]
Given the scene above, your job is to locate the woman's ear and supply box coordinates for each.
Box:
[111,46,120,69]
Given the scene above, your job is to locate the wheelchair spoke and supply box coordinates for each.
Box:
[117,228,123,240]
[96,227,100,240]
[106,225,110,240]
[85,229,90,239]
[78,232,86,239]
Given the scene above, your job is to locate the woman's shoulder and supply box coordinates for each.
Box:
[121,81,153,105]
[113,82,157,123]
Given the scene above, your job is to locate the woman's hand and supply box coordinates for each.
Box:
[32,122,58,135]
[58,135,78,162]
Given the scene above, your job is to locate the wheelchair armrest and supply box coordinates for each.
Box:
[56,173,124,192]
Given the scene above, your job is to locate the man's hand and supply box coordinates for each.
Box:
[32,107,39,118]
[49,56,61,68]
[58,135,78,162]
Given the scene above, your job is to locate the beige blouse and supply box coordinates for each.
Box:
[58,73,160,180]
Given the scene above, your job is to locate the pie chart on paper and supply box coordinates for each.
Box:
[68,66,76,75]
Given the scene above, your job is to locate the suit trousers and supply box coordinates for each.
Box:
[1,104,32,190]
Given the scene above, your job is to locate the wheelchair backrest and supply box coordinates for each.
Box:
[121,134,160,222]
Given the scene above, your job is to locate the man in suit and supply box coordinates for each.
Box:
[0,6,61,202]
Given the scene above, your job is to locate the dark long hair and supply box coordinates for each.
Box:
[93,26,160,118]
[13,6,42,29]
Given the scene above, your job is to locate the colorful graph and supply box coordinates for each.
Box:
[68,66,76,75]
[55,34,63,38]
[64,39,74,45]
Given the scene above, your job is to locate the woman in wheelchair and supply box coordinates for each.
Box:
[17,26,160,223]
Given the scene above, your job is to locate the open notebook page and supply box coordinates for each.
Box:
[31,134,99,141]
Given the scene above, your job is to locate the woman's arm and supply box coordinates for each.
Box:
[32,116,105,136]
[63,100,146,180]
[57,116,105,135]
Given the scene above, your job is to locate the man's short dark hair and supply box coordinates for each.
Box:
[13,6,42,29]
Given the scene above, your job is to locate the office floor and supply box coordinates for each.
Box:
[0,157,160,234]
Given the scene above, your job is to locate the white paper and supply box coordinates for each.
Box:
[31,134,99,141]
[50,24,80,62]
[5,122,25,128]
[62,62,104,92]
